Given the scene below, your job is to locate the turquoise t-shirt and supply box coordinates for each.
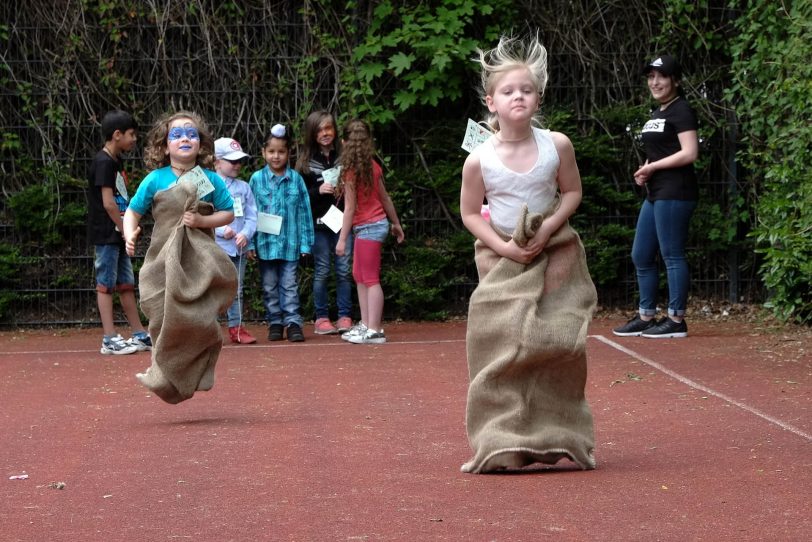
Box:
[129,166,234,216]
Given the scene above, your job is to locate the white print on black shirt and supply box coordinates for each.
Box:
[642,119,666,133]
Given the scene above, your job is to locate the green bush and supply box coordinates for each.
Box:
[7,166,86,247]
[725,0,812,322]
[0,243,26,320]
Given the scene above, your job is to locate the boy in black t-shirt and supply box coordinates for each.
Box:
[87,110,150,355]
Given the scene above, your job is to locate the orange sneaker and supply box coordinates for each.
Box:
[336,316,353,333]
[314,317,338,335]
[229,325,257,344]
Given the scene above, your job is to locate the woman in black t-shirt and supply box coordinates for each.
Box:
[613,55,699,339]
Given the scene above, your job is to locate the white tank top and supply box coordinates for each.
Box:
[478,127,560,233]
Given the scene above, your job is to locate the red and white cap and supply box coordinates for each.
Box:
[214,137,250,160]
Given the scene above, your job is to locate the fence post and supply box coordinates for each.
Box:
[726,109,739,304]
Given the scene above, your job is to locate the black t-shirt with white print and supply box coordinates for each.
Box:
[86,150,129,245]
[640,96,699,201]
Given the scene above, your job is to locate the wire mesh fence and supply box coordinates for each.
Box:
[0,4,763,327]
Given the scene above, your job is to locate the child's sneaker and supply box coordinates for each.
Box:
[268,324,284,342]
[127,332,152,351]
[101,334,138,355]
[341,322,367,342]
[336,316,353,333]
[347,328,386,345]
[314,318,338,335]
[286,323,305,342]
[229,325,257,344]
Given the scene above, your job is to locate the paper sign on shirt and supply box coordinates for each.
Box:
[461,118,493,153]
[257,212,282,235]
[321,166,341,187]
[115,172,129,201]
[232,196,244,217]
[178,166,215,199]
[320,205,344,234]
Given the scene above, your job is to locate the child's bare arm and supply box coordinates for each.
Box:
[183,210,235,229]
[123,208,143,257]
[378,178,404,243]
[101,186,124,233]
[336,182,355,257]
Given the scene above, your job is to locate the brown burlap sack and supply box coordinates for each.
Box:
[461,204,597,473]
[135,181,237,404]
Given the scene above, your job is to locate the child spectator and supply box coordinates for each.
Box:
[86,109,150,355]
[248,124,314,343]
[296,110,354,335]
[335,119,405,345]
[458,36,597,473]
[214,137,258,344]
[123,111,236,404]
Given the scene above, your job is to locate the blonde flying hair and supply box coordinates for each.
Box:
[476,35,549,132]
[143,110,215,170]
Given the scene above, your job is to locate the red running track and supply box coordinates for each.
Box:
[1,319,809,541]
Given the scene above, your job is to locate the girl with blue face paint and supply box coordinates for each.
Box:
[124,111,234,254]
[122,111,237,404]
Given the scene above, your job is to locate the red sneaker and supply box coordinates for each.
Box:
[229,325,257,344]
[336,316,353,333]
[314,317,338,335]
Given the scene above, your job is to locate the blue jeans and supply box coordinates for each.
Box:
[353,217,389,242]
[94,243,134,293]
[631,199,697,317]
[258,259,302,327]
[312,228,353,320]
[226,253,248,327]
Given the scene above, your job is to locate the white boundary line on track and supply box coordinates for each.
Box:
[591,334,811,442]
[0,339,467,356]
[4,334,809,442]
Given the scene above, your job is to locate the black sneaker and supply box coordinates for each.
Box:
[286,324,305,342]
[612,315,657,337]
[268,324,284,341]
[641,317,688,339]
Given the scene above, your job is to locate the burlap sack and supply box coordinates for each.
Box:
[462,204,597,473]
[136,181,237,404]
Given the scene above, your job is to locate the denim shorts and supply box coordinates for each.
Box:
[94,243,135,293]
[353,218,389,243]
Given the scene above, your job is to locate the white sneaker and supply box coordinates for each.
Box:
[347,328,386,345]
[127,333,153,351]
[341,322,368,342]
[100,334,138,355]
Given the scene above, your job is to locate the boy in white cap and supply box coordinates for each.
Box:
[214,137,258,343]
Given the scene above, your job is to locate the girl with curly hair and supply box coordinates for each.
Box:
[335,119,404,345]
[122,110,236,404]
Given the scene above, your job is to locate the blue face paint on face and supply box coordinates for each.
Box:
[167,126,200,142]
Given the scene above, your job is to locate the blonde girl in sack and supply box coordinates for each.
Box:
[459,36,597,473]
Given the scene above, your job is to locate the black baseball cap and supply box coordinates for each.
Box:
[642,55,682,78]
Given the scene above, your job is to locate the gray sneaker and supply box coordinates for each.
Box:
[101,334,138,355]
[341,322,368,342]
[347,328,386,345]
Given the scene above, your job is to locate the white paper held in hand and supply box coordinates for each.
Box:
[320,205,344,233]
[321,166,341,187]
